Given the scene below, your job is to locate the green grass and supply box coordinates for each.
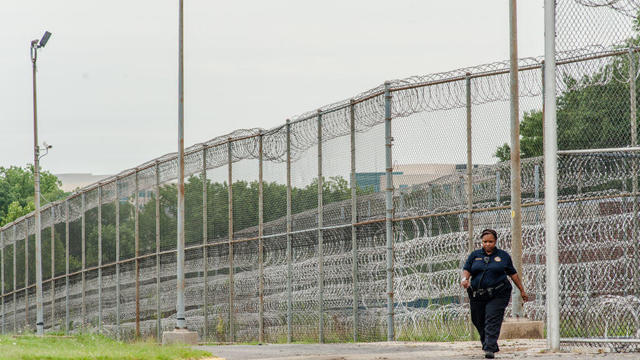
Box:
[0,334,212,360]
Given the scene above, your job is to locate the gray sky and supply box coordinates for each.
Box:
[1,1,544,175]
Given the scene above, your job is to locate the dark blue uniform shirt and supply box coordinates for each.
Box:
[463,248,516,289]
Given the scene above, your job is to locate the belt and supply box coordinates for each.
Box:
[472,280,507,298]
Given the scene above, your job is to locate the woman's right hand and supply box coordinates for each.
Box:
[461,279,470,289]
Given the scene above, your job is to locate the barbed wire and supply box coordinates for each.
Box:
[575,0,640,17]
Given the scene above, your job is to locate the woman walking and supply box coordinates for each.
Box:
[461,228,528,359]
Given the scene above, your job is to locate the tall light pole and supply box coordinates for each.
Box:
[176,0,186,331]
[163,1,197,343]
[30,30,52,336]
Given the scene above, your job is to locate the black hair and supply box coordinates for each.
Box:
[480,228,498,240]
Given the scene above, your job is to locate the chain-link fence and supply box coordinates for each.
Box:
[1,0,639,352]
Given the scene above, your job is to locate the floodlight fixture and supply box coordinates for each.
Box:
[39,31,51,48]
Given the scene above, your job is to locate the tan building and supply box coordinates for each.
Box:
[55,173,112,192]
[377,163,473,190]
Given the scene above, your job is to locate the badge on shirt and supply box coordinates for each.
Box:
[475,257,482,260]
[495,256,501,262]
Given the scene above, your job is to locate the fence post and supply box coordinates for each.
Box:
[534,165,543,303]
[155,162,161,340]
[466,74,474,253]
[227,139,235,342]
[509,0,524,319]
[629,48,639,295]
[98,186,103,334]
[427,183,433,307]
[496,171,501,206]
[0,231,4,335]
[543,0,560,349]
[115,179,121,340]
[427,185,433,238]
[258,132,265,343]
[13,226,17,333]
[202,145,209,341]
[135,171,140,338]
[25,220,28,330]
[81,193,86,331]
[64,200,69,335]
[286,120,293,343]
[12,223,18,334]
[465,73,475,338]
[349,100,359,342]
[50,206,55,331]
[458,178,465,232]
[317,110,325,343]
[384,81,395,341]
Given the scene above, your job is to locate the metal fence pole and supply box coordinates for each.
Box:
[25,220,28,330]
[629,48,638,295]
[534,165,543,304]
[496,172,501,206]
[81,193,86,331]
[427,185,433,238]
[0,231,5,335]
[175,0,186,333]
[155,162,161,340]
[509,0,524,319]
[135,171,140,338]
[466,74,474,252]
[50,206,55,331]
[544,0,560,350]
[258,132,265,344]
[384,81,395,341]
[316,110,325,343]
[64,200,69,335]
[115,180,121,339]
[202,145,209,341]
[349,100,359,342]
[14,226,17,333]
[534,166,540,200]
[228,139,235,342]
[98,186,103,334]
[541,60,546,121]
[465,74,475,338]
[286,119,293,343]
[495,171,501,229]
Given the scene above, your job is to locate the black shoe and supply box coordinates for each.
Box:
[484,351,495,359]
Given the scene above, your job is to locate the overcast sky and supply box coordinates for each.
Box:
[0,1,544,175]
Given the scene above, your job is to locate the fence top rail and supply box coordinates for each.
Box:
[558,146,640,155]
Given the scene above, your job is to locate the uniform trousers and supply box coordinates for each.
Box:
[468,284,511,353]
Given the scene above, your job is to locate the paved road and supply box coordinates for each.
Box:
[195,340,639,360]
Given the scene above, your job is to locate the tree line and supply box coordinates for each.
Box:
[2,174,371,292]
[495,34,640,161]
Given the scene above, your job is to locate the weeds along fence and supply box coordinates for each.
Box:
[1,44,640,350]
